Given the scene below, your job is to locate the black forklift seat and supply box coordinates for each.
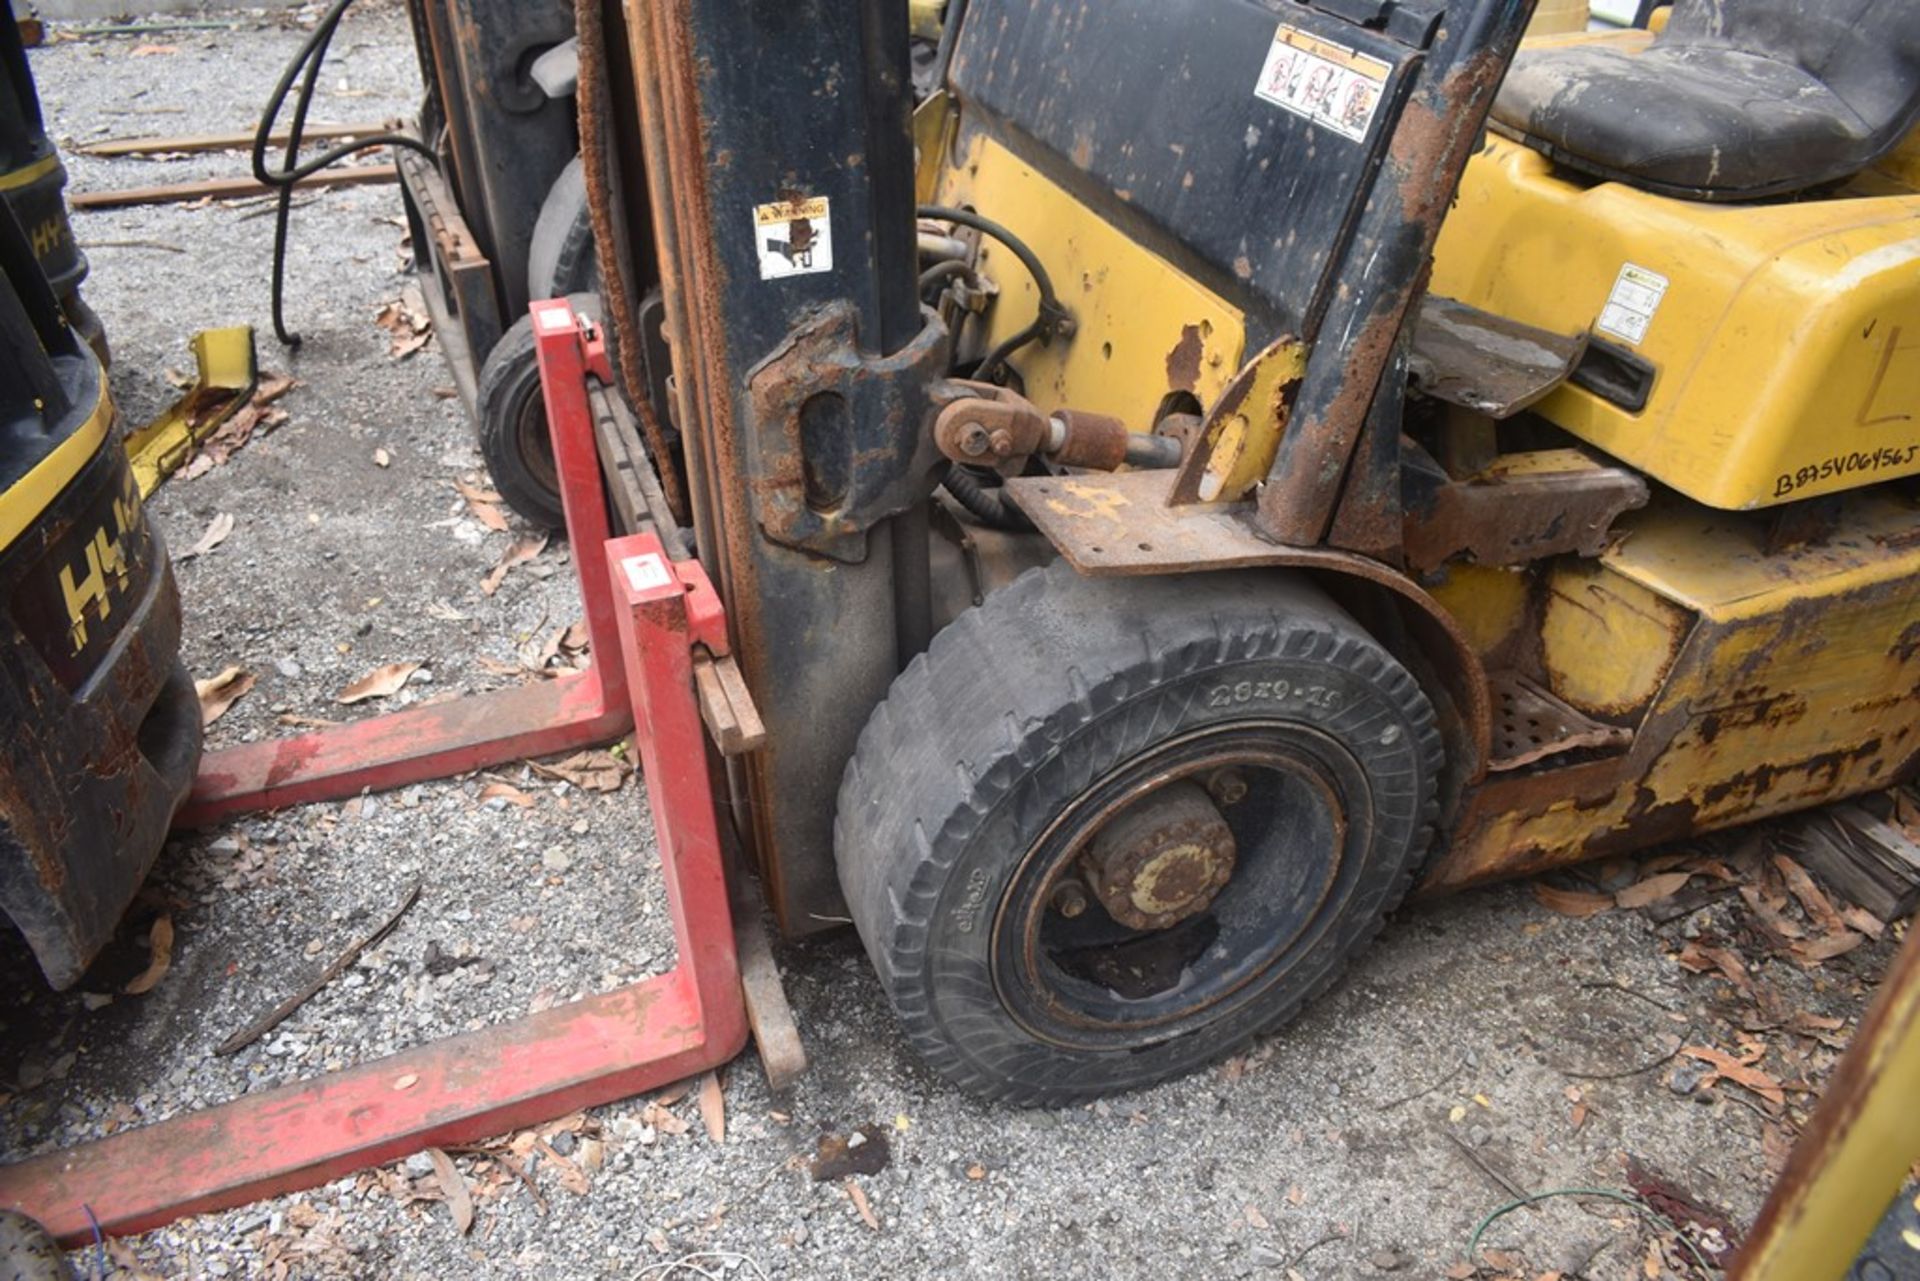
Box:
[1489,0,1920,201]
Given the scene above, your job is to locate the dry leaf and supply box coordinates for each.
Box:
[373,447,392,468]
[1533,883,1614,918]
[1244,1204,1270,1230]
[642,1101,690,1136]
[527,750,629,793]
[698,1071,726,1143]
[1286,1184,1306,1206]
[1842,906,1887,939]
[394,1073,420,1091]
[1792,930,1865,965]
[1773,854,1847,934]
[195,666,256,727]
[124,915,174,995]
[535,1139,589,1195]
[178,512,235,560]
[846,1181,879,1231]
[478,781,534,809]
[1680,1045,1786,1106]
[454,478,505,505]
[481,533,548,596]
[337,661,423,705]
[374,288,433,359]
[130,43,178,56]
[426,1148,474,1235]
[1617,871,1693,909]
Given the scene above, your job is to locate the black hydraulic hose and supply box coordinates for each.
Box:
[917,203,1067,384]
[918,258,976,297]
[940,462,1033,532]
[253,0,440,346]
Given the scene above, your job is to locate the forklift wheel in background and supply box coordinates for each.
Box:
[835,564,1443,1105]
[476,292,602,529]
[527,156,598,302]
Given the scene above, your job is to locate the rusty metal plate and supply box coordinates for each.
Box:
[1487,671,1632,772]
[1409,294,1588,418]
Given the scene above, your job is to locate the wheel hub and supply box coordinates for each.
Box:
[1079,781,1236,930]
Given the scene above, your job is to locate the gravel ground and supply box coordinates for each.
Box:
[1,10,1908,1280]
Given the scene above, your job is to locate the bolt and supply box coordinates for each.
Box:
[1051,879,1089,918]
[957,422,993,457]
[1205,769,1249,807]
[988,429,1015,458]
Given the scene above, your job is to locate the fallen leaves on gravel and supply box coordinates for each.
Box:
[481,532,548,596]
[454,478,510,532]
[478,780,534,808]
[528,749,630,793]
[698,1070,726,1143]
[1679,1044,1786,1106]
[1615,870,1693,909]
[177,511,235,560]
[1532,884,1614,918]
[845,1181,880,1231]
[375,286,433,359]
[124,915,174,995]
[195,666,255,727]
[426,1148,474,1235]
[180,374,296,481]
[337,661,422,705]
[641,1100,690,1137]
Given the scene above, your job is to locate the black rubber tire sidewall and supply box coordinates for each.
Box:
[526,156,598,303]
[475,292,603,529]
[835,564,1442,1106]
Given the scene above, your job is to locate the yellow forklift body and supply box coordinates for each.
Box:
[1425,489,1920,891]
[1431,130,1920,511]
[932,130,1249,431]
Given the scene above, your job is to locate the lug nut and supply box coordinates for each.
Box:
[1205,769,1249,807]
[1051,879,1089,918]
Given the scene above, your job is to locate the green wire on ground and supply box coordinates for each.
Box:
[1467,1186,1719,1276]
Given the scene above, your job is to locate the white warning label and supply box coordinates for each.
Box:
[754,196,834,281]
[1254,24,1390,144]
[1595,262,1670,346]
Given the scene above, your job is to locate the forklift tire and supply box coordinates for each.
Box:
[835,564,1442,1105]
[476,292,603,529]
[527,156,597,302]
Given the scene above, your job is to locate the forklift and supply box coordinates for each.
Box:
[0,0,1915,1270]
[531,0,1920,1109]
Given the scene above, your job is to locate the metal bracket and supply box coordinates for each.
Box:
[743,301,952,563]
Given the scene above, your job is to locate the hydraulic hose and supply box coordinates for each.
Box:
[940,462,1033,532]
[253,0,439,347]
[916,203,1067,384]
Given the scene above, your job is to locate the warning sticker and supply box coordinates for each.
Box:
[1595,263,1670,346]
[754,196,834,281]
[1254,24,1391,144]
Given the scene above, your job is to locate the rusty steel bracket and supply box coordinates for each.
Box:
[1402,449,1650,573]
[743,301,953,563]
[1408,295,1589,420]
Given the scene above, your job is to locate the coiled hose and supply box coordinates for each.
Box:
[253,0,439,347]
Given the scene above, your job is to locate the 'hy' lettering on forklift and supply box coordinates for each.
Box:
[58,475,140,654]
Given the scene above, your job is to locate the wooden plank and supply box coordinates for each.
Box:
[70,164,397,211]
[76,123,379,158]
[1785,805,1920,925]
